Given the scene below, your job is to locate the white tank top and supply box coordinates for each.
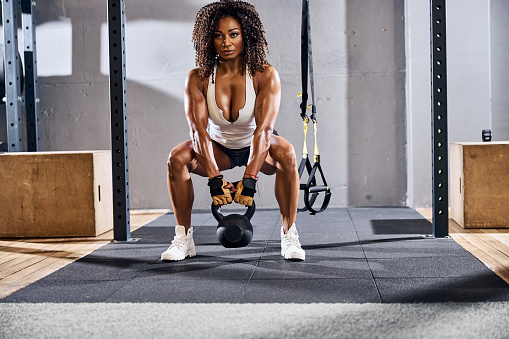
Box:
[207,65,256,149]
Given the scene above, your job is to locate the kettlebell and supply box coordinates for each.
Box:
[211,201,256,248]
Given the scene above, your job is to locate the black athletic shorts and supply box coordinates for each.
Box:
[213,130,278,169]
[213,141,250,169]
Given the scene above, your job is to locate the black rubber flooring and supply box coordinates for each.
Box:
[3,207,509,303]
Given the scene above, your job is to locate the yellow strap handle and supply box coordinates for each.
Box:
[302,117,308,156]
[313,120,319,163]
[298,93,318,159]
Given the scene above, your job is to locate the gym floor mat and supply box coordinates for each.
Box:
[2,208,508,303]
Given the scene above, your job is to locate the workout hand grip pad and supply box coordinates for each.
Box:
[233,178,256,207]
[208,176,232,206]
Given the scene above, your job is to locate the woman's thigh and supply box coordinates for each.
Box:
[170,140,233,177]
[259,135,296,176]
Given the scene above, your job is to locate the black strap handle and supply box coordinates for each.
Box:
[298,155,331,214]
[300,0,309,120]
[298,0,331,215]
[300,0,316,121]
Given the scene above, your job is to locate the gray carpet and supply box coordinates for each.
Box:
[1,302,509,338]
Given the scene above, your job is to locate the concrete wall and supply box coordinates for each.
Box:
[405,0,492,208]
[346,0,407,206]
[491,0,509,140]
[1,0,409,210]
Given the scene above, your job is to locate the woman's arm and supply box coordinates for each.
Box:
[185,69,221,179]
[245,66,281,177]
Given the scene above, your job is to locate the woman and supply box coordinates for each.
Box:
[161,0,305,261]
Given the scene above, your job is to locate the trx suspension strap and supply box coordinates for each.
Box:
[298,0,331,214]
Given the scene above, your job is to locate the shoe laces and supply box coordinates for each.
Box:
[283,232,301,248]
[169,235,187,250]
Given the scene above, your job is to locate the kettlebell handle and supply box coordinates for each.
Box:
[211,201,256,221]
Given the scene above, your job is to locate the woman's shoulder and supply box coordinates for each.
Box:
[187,67,204,82]
[253,65,280,91]
[253,64,278,79]
[186,67,210,93]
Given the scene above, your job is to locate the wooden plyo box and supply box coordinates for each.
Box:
[450,142,509,228]
[0,151,113,237]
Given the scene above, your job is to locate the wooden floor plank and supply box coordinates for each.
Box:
[0,241,18,257]
[0,243,71,279]
[0,210,168,299]
[459,233,509,266]
[130,209,171,227]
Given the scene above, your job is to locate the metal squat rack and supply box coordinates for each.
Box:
[1,0,40,152]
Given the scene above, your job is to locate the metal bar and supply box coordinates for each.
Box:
[108,0,131,241]
[2,0,23,152]
[431,0,449,238]
[21,0,40,151]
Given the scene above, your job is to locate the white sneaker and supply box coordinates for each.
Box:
[281,224,305,261]
[161,226,196,261]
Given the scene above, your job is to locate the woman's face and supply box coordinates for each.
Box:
[213,16,243,60]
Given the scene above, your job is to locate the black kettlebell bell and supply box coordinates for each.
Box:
[211,201,255,248]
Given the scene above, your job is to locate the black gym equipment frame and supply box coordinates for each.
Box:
[431,0,448,238]
[107,1,449,239]
[2,0,22,152]
[2,0,39,152]
[21,0,40,152]
[108,0,131,241]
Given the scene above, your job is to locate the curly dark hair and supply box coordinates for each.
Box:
[192,0,270,81]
